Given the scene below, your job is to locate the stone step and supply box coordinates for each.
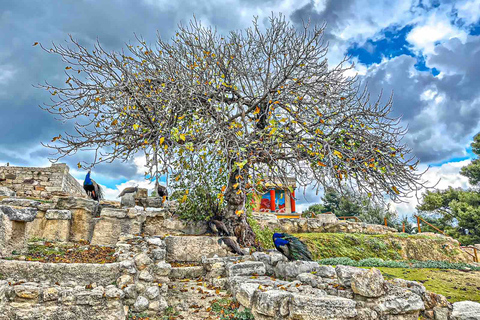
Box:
[170,266,205,279]
[165,236,238,262]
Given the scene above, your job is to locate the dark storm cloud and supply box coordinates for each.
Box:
[358,35,480,163]
[0,0,264,179]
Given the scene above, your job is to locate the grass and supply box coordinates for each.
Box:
[377,267,480,303]
[293,233,465,262]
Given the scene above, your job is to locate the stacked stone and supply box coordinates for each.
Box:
[0,280,125,320]
[0,163,84,199]
[219,255,480,320]
[113,235,170,316]
[0,197,38,257]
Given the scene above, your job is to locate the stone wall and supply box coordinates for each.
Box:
[252,212,398,235]
[0,163,84,199]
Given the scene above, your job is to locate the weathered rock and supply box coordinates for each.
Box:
[105,286,125,299]
[90,210,143,246]
[227,261,266,277]
[121,193,136,208]
[235,283,259,309]
[351,267,385,298]
[0,205,37,221]
[297,273,321,288]
[316,265,336,278]
[154,262,172,278]
[145,286,160,300]
[42,217,71,241]
[376,283,425,315]
[165,236,230,262]
[1,198,41,208]
[336,265,367,287]
[275,261,320,279]
[138,269,154,282]
[391,278,426,297]
[14,284,40,299]
[0,187,15,197]
[135,253,153,271]
[134,295,149,312]
[251,290,292,318]
[55,196,98,211]
[451,301,480,320]
[45,209,72,220]
[289,294,357,319]
[170,266,205,279]
[433,306,450,320]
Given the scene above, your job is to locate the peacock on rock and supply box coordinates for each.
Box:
[209,217,230,236]
[273,232,313,261]
[83,171,104,201]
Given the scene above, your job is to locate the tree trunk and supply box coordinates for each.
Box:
[222,171,257,247]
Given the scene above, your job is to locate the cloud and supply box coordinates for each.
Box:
[406,12,468,54]
[390,159,472,216]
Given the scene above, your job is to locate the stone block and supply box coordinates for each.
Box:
[275,261,320,279]
[170,266,205,279]
[336,265,367,287]
[121,193,136,208]
[42,218,71,242]
[451,301,480,320]
[90,214,142,246]
[0,205,37,221]
[351,267,385,298]
[251,290,292,318]
[376,283,425,315]
[227,261,266,277]
[0,187,15,197]
[165,236,230,262]
[45,209,72,220]
[289,294,357,319]
[1,198,41,208]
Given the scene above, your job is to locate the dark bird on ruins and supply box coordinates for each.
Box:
[83,171,104,201]
[209,218,230,236]
[218,237,244,256]
[157,184,168,200]
[273,233,313,261]
[117,186,138,197]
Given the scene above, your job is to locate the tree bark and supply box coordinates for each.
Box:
[222,170,257,247]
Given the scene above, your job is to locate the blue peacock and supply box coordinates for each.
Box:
[83,171,104,201]
[273,233,313,261]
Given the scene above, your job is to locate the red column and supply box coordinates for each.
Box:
[290,190,296,213]
[270,189,276,212]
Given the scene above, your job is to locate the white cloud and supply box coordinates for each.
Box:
[406,12,468,54]
[390,159,472,216]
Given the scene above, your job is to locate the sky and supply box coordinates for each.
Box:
[1,0,479,215]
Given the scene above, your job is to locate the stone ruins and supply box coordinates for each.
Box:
[0,163,479,319]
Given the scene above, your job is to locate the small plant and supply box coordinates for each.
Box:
[210,298,254,320]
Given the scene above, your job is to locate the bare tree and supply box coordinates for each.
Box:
[38,14,426,246]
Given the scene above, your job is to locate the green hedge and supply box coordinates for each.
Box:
[317,257,480,271]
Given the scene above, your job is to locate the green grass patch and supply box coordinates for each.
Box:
[295,233,404,261]
[210,298,254,320]
[377,267,480,303]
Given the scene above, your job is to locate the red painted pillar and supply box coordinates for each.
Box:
[270,189,276,212]
[290,190,296,213]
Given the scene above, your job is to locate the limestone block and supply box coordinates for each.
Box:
[1,198,41,208]
[227,261,266,277]
[375,283,425,315]
[0,213,29,256]
[236,283,259,309]
[170,266,205,279]
[25,209,46,240]
[351,268,385,298]
[91,209,143,246]
[121,193,136,208]
[251,290,292,318]
[0,187,15,197]
[0,205,37,221]
[336,265,367,287]
[451,301,480,320]
[274,261,320,279]
[289,294,357,319]
[45,209,72,220]
[134,296,149,312]
[42,218,71,242]
[165,236,231,262]
[134,188,148,199]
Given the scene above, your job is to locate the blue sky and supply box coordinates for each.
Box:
[0,0,479,213]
